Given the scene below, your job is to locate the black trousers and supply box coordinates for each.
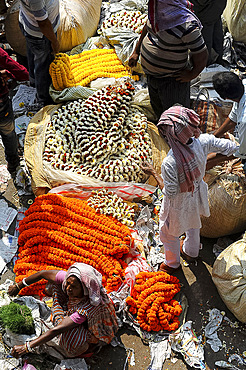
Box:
[147,74,190,122]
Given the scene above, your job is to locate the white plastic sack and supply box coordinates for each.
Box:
[212,232,246,323]
[57,0,102,52]
[223,0,246,43]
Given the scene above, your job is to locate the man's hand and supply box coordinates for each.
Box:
[140,161,156,176]
[175,69,194,83]
[128,52,139,68]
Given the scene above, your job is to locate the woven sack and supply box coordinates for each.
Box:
[192,88,232,133]
[212,233,246,322]
[146,122,169,187]
[5,0,102,56]
[201,162,246,238]
[5,0,27,56]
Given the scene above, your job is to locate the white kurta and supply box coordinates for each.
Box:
[159,134,237,237]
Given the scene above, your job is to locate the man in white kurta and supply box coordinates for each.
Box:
[142,106,237,273]
[159,133,237,270]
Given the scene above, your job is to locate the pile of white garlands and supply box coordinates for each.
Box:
[43,81,152,182]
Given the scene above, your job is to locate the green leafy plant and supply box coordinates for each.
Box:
[0,302,35,335]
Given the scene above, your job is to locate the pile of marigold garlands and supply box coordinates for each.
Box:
[126,271,182,332]
[49,49,138,90]
[14,193,133,298]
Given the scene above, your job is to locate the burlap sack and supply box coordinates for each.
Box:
[212,233,246,322]
[201,168,246,238]
[146,122,170,187]
[5,0,27,56]
[24,105,158,196]
[5,0,102,56]
[223,0,246,43]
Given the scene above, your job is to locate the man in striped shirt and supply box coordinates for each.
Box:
[129,0,208,121]
[19,0,60,106]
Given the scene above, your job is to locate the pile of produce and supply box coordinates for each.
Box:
[99,10,147,34]
[0,302,35,335]
[43,81,152,183]
[87,189,136,227]
[14,193,133,297]
[49,49,138,90]
[126,271,182,332]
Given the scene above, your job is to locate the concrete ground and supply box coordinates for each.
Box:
[0,143,245,370]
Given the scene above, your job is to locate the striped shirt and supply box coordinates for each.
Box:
[19,0,60,38]
[141,20,206,77]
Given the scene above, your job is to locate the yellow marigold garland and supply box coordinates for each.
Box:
[15,194,132,297]
[126,271,182,332]
[49,49,139,90]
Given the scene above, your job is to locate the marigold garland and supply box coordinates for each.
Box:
[49,49,139,91]
[126,271,182,332]
[15,194,133,297]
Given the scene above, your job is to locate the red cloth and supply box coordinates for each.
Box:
[0,48,29,97]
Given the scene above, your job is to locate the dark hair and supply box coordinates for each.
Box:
[212,72,244,100]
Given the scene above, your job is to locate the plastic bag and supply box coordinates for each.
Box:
[49,182,156,202]
[223,1,246,43]
[22,362,38,370]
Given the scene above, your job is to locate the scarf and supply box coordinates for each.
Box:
[62,262,109,306]
[148,0,201,33]
[157,105,201,193]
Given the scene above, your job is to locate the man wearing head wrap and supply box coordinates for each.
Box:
[8,263,118,358]
[129,0,208,121]
[141,105,237,273]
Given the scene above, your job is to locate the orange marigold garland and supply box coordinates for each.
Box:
[126,271,182,332]
[14,193,133,297]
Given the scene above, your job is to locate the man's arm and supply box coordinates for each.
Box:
[141,161,164,190]
[37,18,60,54]
[175,48,208,82]
[213,117,236,138]
[128,23,147,68]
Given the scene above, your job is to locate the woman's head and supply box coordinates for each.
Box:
[65,275,84,299]
[62,263,107,306]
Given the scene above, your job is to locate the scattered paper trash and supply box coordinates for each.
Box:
[204,308,223,352]
[147,339,171,370]
[169,321,205,369]
[0,165,11,194]
[54,358,88,370]
[215,361,240,370]
[0,199,18,232]
[0,234,18,274]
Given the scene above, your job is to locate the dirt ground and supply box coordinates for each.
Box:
[0,144,245,370]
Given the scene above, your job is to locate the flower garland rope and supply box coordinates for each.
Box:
[126,271,182,332]
[15,194,133,297]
